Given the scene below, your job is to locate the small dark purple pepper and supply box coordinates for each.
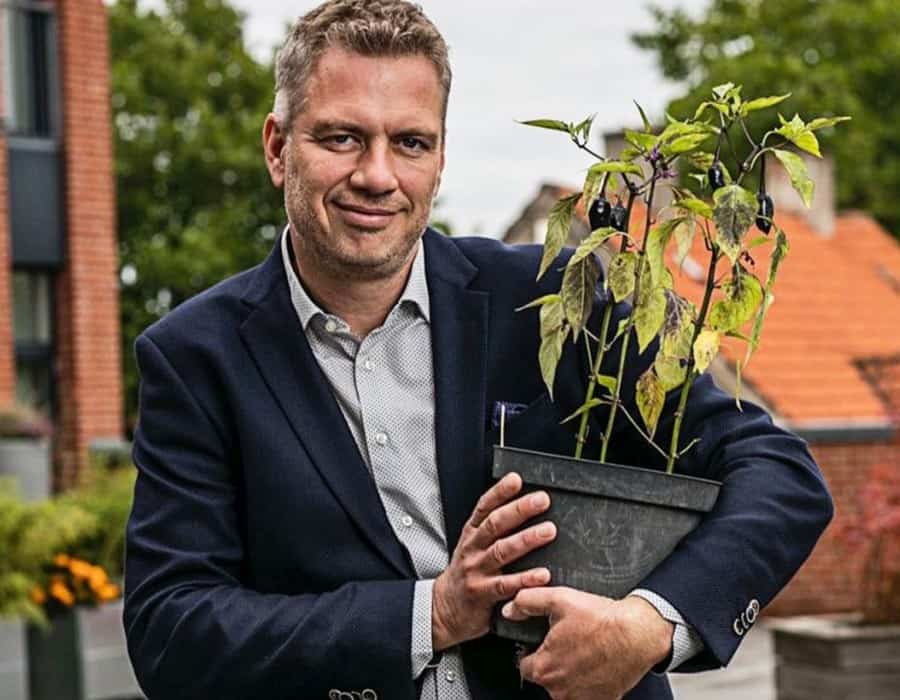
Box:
[588,195,612,230]
[610,202,628,232]
[756,193,774,234]
[707,163,726,191]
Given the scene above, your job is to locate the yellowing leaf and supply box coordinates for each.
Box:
[654,354,687,392]
[636,369,666,438]
[561,398,604,424]
[595,374,618,394]
[713,185,757,263]
[515,293,561,313]
[673,216,697,267]
[807,116,851,131]
[745,228,789,365]
[646,218,682,288]
[588,161,644,177]
[561,253,601,339]
[773,149,814,208]
[709,270,764,332]
[608,251,638,303]
[582,169,604,213]
[539,325,568,398]
[625,129,658,151]
[519,118,570,133]
[775,114,821,157]
[675,197,714,219]
[664,132,713,157]
[537,193,581,280]
[634,285,667,354]
[693,330,721,373]
[571,227,616,265]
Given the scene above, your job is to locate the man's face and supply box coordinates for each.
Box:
[266,47,446,282]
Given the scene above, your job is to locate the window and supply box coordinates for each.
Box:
[3,2,57,137]
[12,270,55,415]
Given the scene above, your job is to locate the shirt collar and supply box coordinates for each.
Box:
[280,225,431,331]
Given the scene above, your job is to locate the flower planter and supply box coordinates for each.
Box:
[490,446,720,645]
[0,439,51,502]
[769,614,900,700]
[27,600,142,700]
[0,619,27,700]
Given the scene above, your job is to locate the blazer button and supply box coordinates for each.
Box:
[445,670,457,683]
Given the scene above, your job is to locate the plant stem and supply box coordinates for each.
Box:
[666,246,721,473]
[573,188,638,459]
[599,171,657,462]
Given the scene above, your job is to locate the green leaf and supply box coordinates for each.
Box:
[595,374,618,393]
[633,284,667,354]
[608,251,638,302]
[663,132,713,156]
[773,149,815,208]
[693,101,729,120]
[537,193,581,280]
[807,116,852,131]
[747,235,772,250]
[561,253,601,339]
[693,330,721,373]
[713,185,757,263]
[573,114,595,142]
[673,216,697,267]
[745,228,789,364]
[636,369,666,438]
[654,354,687,392]
[561,398,604,424]
[539,325,568,399]
[519,118,571,133]
[624,129,659,151]
[708,270,764,332]
[539,296,566,337]
[571,227,617,265]
[740,93,791,116]
[712,82,736,100]
[674,197,714,219]
[775,114,821,157]
[515,293,561,312]
[582,169,605,213]
[682,150,715,172]
[646,218,683,287]
[588,161,644,177]
[634,100,653,132]
[734,359,743,411]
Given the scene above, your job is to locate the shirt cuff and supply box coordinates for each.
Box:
[411,579,437,679]
[629,588,704,673]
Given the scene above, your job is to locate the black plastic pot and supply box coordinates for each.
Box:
[490,446,721,645]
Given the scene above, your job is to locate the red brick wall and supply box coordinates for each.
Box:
[0,12,17,407]
[53,0,123,488]
[766,439,900,616]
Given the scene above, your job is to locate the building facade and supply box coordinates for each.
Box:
[1,0,122,489]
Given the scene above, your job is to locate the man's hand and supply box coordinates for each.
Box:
[432,473,557,651]
[502,588,674,700]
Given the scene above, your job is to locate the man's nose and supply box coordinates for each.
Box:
[349,141,399,194]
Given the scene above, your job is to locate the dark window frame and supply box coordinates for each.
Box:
[11,266,57,417]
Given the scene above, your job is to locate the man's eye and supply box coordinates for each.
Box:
[324,134,356,148]
[399,136,428,151]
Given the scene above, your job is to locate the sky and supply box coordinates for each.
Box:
[148,0,710,237]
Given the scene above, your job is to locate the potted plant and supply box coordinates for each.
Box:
[0,481,97,700]
[769,463,900,700]
[491,84,849,644]
[25,463,140,700]
[0,405,53,502]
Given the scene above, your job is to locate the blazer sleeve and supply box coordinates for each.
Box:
[124,333,418,700]
[582,299,834,673]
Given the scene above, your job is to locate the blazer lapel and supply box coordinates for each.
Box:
[238,242,412,578]
[424,231,491,554]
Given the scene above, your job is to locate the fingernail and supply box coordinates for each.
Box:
[531,492,548,509]
[502,602,513,618]
[538,522,555,538]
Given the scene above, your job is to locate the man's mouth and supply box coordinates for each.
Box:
[334,202,400,229]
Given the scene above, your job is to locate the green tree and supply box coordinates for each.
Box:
[109,0,282,429]
[633,0,900,239]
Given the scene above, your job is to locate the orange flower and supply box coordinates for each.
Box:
[87,567,108,592]
[30,587,47,605]
[49,581,75,607]
[68,559,93,579]
[97,583,120,602]
[53,554,70,568]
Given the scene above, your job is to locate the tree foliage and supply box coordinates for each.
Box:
[109,0,283,428]
[633,0,900,239]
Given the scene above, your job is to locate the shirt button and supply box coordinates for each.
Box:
[363,358,373,371]
[401,515,413,528]
[324,319,338,333]
[445,670,456,683]
[375,432,388,446]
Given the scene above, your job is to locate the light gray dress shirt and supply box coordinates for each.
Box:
[279,229,701,698]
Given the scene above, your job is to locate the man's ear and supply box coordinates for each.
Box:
[263,113,287,189]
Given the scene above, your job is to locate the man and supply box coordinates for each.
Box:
[123,1,833,699]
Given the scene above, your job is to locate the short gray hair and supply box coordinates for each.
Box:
[273,0,452,133]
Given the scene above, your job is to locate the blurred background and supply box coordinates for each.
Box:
[0,0,898,698]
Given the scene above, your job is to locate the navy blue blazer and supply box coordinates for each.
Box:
[124,228,833,699]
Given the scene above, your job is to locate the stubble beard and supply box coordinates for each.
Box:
[284,174,431,284]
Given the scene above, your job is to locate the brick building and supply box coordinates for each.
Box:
[1,0,122,489]
[504,146,900,616]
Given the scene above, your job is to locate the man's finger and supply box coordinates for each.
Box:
[470,495,553,551]
[467,473,522,529]
[502,586,560,619]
